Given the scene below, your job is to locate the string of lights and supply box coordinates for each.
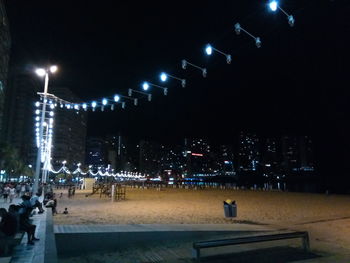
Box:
[47,162,147,179]
[36,1,295,115]
[33,1,297,184]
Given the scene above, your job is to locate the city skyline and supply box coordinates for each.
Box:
[2,1,350,190]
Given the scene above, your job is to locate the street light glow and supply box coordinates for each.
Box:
[205,44,213,55]
[102,98,107,105]
[269,1,278,11]
[50,65,58,73]
[35,68,46,77]
[160,72,167,82]
[143,82,149,91]
[91,101,97,108]
[114,95,120,102]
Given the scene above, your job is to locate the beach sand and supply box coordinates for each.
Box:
[54,187,350,262]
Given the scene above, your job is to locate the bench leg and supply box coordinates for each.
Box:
[192,248,200,262]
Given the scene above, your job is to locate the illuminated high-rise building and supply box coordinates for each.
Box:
[237,132,260,172]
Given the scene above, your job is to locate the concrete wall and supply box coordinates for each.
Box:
[56,230,239,257]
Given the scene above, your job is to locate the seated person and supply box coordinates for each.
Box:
[0,208,17,237]
[17,205,39,245]
[45,194,58,215]
[30,193,44,214]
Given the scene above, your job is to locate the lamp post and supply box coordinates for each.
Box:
[205,44,232,64]
[234,23,262,48]
[268,1,295,27]
[33,65,57,194]
[142,81,168,95]
[160,72,186,88]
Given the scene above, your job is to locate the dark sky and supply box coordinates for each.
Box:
[4,1,350,180]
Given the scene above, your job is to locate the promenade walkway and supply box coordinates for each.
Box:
[0,197,57,263]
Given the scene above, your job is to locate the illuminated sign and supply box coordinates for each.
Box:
[191,153,203,157]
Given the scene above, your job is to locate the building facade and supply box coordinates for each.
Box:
[2,72,41,165]
[0,0,11,139]
[49,87,87,167]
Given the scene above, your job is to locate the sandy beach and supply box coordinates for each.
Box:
[53,187,350,226]
[54,187,350,262]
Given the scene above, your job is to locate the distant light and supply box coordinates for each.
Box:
[35,101,40,107]
[205,44,213,55]
[35,116,40,121]
[160,72,167,82]
[50,104,55,109]
[35,68,46,77]
[269,1,278,11]
[82,103,87,109]
[91,101,97,108]
[67,104,71,109]
[49,111,54,116]
[114,95,120,102]
[50,65,58,73]
[74,104,79,110]
[191,153,203,157]
[102,98,107,105]
[35,110,40,115]
[142,82,149,91]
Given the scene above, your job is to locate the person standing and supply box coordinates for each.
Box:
[9,186,16,203]
[3,185,10,203]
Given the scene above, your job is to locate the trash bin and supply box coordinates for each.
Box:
[223,200,237,218]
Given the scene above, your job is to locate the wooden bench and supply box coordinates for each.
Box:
[192,231,310,262]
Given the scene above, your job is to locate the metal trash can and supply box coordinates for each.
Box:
[223,200,237,218]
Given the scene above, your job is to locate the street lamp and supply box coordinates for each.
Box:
[268,1,295,27]
[160,72,186,88]
[128,88,152,102]
[142,81,168,96]
[33,65,57,194]
[234,23,262,48]
[181,60,207,77]
[205,44,232,64]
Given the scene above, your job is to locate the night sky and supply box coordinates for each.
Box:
[4,1,350,183]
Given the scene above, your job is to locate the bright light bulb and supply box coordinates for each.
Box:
[50,65,58,73]
[82,103,87,109]
[91,101,97,108]
[35,68,46,77]
[160,73,167,82]
[114,95,120,102]
[35,101,40,107]
[102,98,107,105]
[205,44,213,55]
[35,116,40,121]
[35,110,40,115]
[143,82,149,91]
[49,111,54,116]
[269,1,278,11]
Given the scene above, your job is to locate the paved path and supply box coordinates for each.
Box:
[54,223,273,234]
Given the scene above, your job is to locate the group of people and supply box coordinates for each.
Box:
[0,193,43,248]
[0,183,33,203]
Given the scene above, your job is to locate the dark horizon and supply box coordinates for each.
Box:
[4,0,350,186]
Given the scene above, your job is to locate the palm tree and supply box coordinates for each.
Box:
[0,143,31,181]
